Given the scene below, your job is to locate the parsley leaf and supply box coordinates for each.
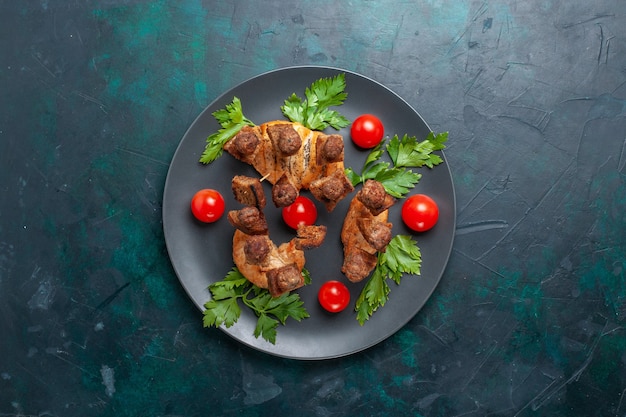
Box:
[387,132,448,168]
[281,74,350,130]
[202,267,310,344]
[345,140,421,198]
[199,97,255,164]
[355,235,422,325]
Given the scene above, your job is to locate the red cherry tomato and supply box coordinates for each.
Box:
[282,196,317,229]
[191,189,225,223]
[351,114,384,148]
[318,280,350,313]
[401,194,439,232]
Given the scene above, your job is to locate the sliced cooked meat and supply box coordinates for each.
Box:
[320,134,344,162]
[232,230,306,296]
[227,206,268,235]
[232,175,266,209]
[342,248,378,283]
[357,217,392,252]
[357,180,395,216]
[267,123,302,156]
[243,235,272,264]
[341,194,391,283]
[272,173,299,207]
[309,170,354,211]
[267,263,304,297]
[294,224,327,250]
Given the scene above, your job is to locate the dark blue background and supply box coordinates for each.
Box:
[1,1,625,416]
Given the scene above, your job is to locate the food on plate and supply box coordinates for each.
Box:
[224,120,354,210]
[402,194,439,232]
[351,114,385,149]
[190,189,225,223]
[318,280,351,313]
[341,180,394,283]
[282,195,318,230]
[228,176,326,297]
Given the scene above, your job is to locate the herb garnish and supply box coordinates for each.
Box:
[203,268,311,344]
[199,97,255,164]
[345,132,448,198]
[355,235,422,324]
[281,73,350,130]
[347,131,448,323]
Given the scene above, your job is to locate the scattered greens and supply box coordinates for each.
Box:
[199,97,255,164]
[281,73,350,130]
[345,132,448,198]
[355,235,422,325]
[203,268,311,344]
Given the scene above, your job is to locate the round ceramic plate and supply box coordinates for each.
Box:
[163,66,456,360]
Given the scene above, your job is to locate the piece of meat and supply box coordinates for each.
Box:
[267,123,302,156]
[317,133,344,163]
[357,179,396,216]
[227,206,268,235]
[232,175,266,209]
[271,173,298,207]
[243,234,272,264]
[294,224,327,250]
[357,217,392,252]
[309,170,354,212]
[232,230,306,296]
[267,263,304,297]
[340,196,392,283]
[225,125,261,159]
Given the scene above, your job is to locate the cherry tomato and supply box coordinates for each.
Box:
[401,194,439,232]
[191,189,225,223]
[282,196,317,229]
[350,114,384,148]
[318,280,351,313]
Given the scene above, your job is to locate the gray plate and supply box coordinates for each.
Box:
[162,66,456,360]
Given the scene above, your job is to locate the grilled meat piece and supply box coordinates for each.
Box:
[341,181,394,283]
[319,134,344,163]
[229,125,261,158]
[267,123,302,156]
[232,175,266,209]
[243,234,272,265]
[232,230,306,297]
[227,206,268,235]
[309,170,355,212]
[267,263,304,297]
[357,180,396,216]
[271,173,299,208]
[294,224,327,250]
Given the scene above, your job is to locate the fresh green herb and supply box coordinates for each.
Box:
[281,73,350,130]
[355,235,422,325]
[203,268,310,344]
[345,132,448,198]
[199,97,255,164]
[387,132,448,168]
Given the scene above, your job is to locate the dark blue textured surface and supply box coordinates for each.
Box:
[1,1,626,415]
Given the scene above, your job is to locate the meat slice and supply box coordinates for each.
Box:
[340,181,395,283]
[227,206,268,235]
[232,230,306,297]
[294,224,327,250]
[357,180,395,216]
[357,217,392,252]
[309,170,354,212]
[232,175,266,209]
[267,123,302,156]
[243,235,272,265]
[267,264,304,296]
[271,173,299,208]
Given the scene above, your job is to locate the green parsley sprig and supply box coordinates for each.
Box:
[281,73,350,130]
[203,268,311,344]
[199,97,255,164]
[345,132,448,198]
[355,235,422,325]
